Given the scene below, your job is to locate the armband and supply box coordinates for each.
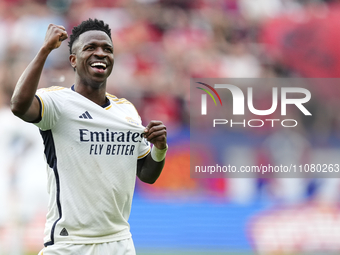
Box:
[151,144,168,162]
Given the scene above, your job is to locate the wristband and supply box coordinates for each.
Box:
[151,144,168,162]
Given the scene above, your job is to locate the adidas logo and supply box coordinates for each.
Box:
[60,228,69,236]
[79,111,93,119]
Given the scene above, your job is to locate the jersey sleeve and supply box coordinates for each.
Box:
[108,93,151,159]
[34,86,67,131]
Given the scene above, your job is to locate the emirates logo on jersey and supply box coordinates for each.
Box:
[78,129,145,156]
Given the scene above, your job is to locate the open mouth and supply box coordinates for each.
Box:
[90,62,107,72]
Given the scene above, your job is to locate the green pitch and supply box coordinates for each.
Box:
[26,251,315,255]
[26,251,254,255]
[137,252,254,255]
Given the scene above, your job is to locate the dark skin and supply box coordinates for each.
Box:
[10,24,166,184]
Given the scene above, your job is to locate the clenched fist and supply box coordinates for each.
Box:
[43,24,68,52]
[143,120,167,150]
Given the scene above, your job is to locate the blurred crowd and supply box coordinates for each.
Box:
[0,0,339,131]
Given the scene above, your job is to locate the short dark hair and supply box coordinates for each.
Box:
[68,18,112,54]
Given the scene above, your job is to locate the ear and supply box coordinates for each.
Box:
[69,54,76,69]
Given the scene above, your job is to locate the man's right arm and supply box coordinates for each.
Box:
[10,24,68,122]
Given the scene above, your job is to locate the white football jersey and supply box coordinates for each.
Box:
[34,86,150,246]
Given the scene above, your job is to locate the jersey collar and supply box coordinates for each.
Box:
[71,85,111,108]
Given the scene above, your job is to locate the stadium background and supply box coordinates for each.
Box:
[1,0,340,254]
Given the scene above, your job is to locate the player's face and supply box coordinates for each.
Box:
[70,30,114,85]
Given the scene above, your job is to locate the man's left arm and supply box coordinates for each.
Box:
[137,120,168,184]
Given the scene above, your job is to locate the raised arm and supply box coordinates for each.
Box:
[10,24,68,122]
[137,120,168,184]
